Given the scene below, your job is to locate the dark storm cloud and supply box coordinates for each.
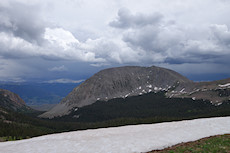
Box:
[0,2,45,45]
[165,54,221,65]
[110,8,230,68]
[122,21,184,56]
[122,26,162,52]
[109,8,163,29]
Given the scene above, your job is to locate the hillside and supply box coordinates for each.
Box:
[149,134,230,153]
[148,134,230,153]
[0,89,53,140]
[0,89,32,112]
[55,91,230,122]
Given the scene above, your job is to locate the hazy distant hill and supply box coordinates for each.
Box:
[0,83,80,107]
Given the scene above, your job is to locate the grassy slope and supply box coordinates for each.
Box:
[148,134,230,153]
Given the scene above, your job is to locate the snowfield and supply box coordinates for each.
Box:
[0,117,230,153]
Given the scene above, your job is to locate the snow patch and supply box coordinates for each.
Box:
[125,93,130,98]
[146,84,152,88]
[73,115,80,118]
[219,83,230,87]
[180,88,185,93]
[215,102,223,106]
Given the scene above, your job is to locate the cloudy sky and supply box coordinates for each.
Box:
[0,0,230,83]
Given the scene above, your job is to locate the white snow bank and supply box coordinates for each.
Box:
[219,83,230,87]
[0,117,230,153]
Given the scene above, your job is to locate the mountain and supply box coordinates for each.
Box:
[40,65,230,119]
[0,89,32,112]
[40,66,192,118]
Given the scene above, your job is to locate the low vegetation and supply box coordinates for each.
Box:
[148,134,230,153]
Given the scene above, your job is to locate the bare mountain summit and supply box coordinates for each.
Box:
[40,66,192,118]
[40,66,230,119]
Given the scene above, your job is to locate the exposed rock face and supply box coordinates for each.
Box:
[40,66,192,118]
[0,89,30,111]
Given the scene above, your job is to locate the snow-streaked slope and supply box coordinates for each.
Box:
[0,117,230,153]
[219,83,230,87]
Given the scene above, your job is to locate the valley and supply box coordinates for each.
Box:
[0,83,79,108]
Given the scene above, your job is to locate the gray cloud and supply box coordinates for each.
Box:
[123,26,163,52]
[109,8,163,29]
[210,24,230,46]
[0,2,45,45]
[109,8,230,66]
[44,78,84,84]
